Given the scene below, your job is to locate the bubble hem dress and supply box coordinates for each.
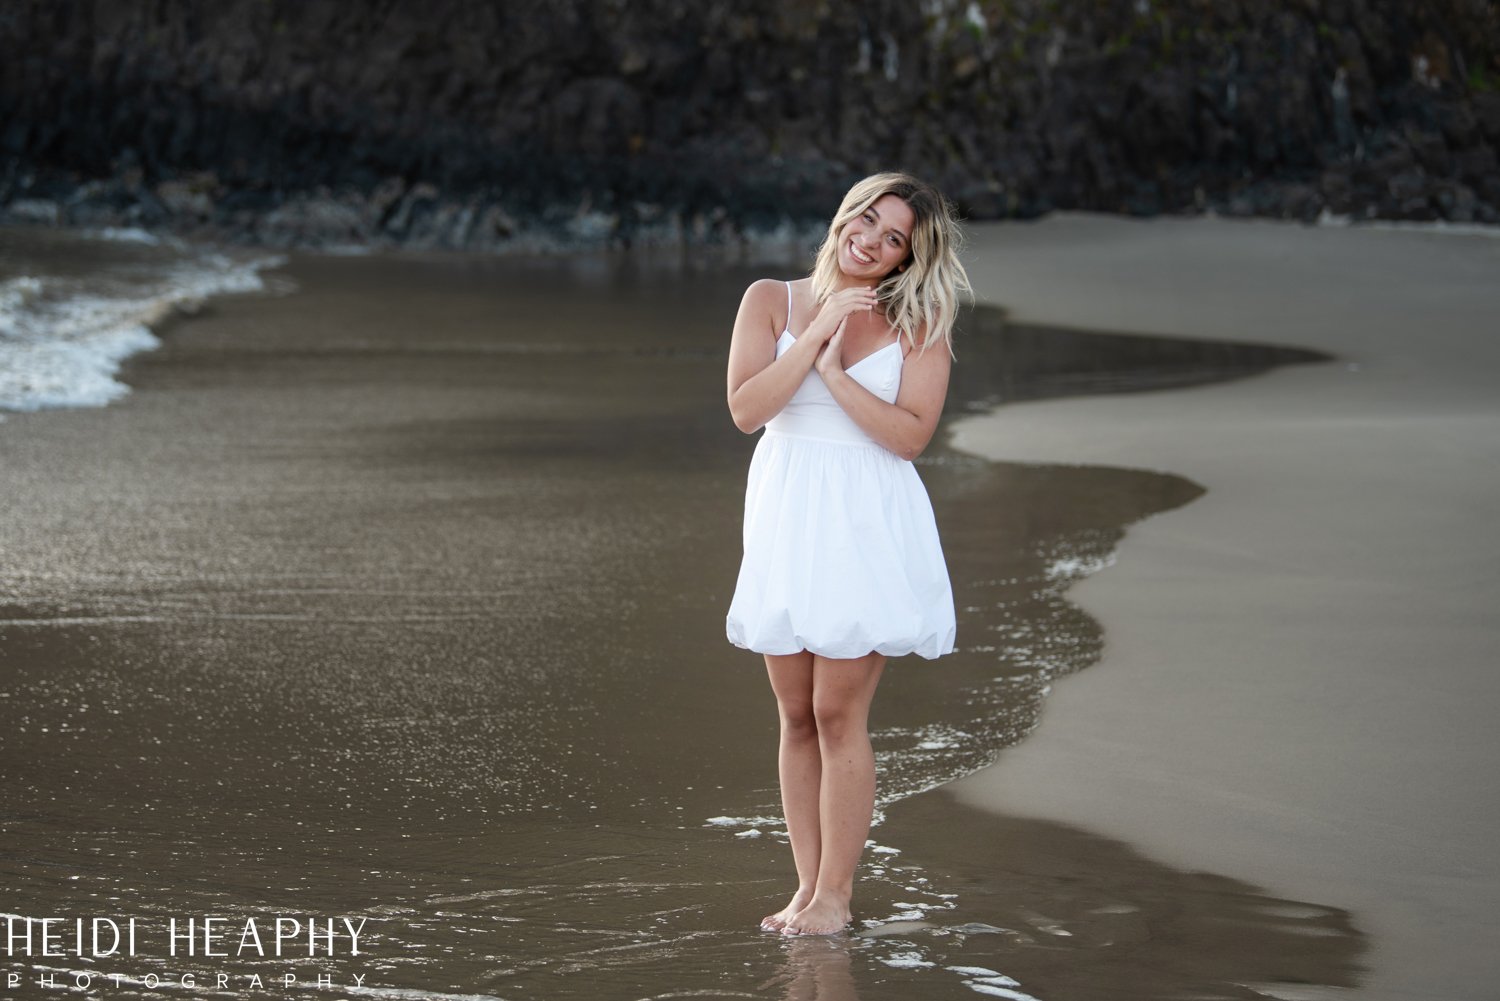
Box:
[725,281,957,661]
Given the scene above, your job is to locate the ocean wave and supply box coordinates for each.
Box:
[0,232,285,414]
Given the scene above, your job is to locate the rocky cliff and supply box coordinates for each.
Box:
[3,0,1497,251]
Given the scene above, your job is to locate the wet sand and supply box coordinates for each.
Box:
[947,213,1500,1001]
[2,226,1373,999]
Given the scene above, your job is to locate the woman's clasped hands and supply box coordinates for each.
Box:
[807,284,880,380]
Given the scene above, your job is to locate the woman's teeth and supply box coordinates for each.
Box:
[850,241,874,264]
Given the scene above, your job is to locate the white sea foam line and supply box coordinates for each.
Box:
[703,815,781,828]
[948,965,1010,978]
[343,987,506,1001]
[0,274,42,312]
[0,243,285,413]
[0,321,160,409]
[964,985,1043,1000]
[1043,553,1116,582]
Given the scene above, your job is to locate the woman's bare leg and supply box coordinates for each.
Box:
[761,651,821,931]
[783,651,885,935]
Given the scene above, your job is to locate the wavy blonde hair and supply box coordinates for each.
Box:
[809,172,972,358]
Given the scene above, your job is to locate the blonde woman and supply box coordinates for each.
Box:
[725,172,971,936]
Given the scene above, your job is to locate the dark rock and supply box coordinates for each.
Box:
[1402,125,1452,175]
[1280,183,1325,222]
[545,77,647,157]
[1434,100,1480,147]
[155,175,216,220]
[131,186,172,227]
[217,188,281,216]
[1433,181,1477,222]
[949,181,1007,220]
[3,197,60,225]
[260,192,370,247]
[1453,147,1498,185]
[1386,168,1431,202]
[385,182,441,239]
[368,176,407,224]
[1320,166,1358,214]
[1472,93,1500,144]
[1359,144,1416,183]
[1475,171,1500,205]
[1,0,1496,250]
[1222,191,1258,218]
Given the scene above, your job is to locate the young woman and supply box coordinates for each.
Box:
[725,172,971,936]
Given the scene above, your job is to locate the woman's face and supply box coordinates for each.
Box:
[838,193,915,281]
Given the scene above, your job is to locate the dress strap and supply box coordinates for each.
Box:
[785,281,792,332]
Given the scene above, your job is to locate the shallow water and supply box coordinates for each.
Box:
[0,229,1354,999]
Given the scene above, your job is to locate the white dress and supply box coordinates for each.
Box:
[725,281,957,660]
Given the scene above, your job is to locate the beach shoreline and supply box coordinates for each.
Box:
[10,232,1272,999]
[3,215,1492,998]
[944,212,1500,1000]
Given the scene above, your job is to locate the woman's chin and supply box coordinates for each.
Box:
[839,259,889,282]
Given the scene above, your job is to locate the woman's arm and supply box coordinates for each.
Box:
[726,280,878,433]
[817,323,951,460]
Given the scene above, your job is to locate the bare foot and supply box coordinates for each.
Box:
[781,894,852,936]
[760,887,815,932]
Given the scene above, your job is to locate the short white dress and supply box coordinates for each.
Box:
[725,281,957,660]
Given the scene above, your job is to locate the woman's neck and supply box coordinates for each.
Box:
[829,269,885,294]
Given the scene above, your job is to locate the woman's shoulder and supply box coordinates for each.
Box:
[745,275,800,290]
[741,276,801,316]
[741,276,795,303]
[902,315,952,364]
[735,278,797,335]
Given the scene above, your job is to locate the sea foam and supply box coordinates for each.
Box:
[0,231,284,414]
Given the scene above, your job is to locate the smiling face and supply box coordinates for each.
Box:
[837,193,915,281]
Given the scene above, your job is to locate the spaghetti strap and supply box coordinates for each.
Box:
[785,281,792,333]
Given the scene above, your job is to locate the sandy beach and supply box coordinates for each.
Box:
[946,213,1500,1001]
[2,215,1489,999]
[7,232,1283,1000]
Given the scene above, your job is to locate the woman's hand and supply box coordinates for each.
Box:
[820,320,952,461]
[804,285,880,345]
[725,279,880,434]
[814,318,849,381]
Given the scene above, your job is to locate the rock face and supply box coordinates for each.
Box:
[3,0,1497,251]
